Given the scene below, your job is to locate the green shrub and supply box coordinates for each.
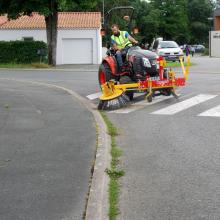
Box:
[0,41,47,64]
[202,48,209,56]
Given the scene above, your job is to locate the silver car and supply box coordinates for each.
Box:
[152,40,184,62]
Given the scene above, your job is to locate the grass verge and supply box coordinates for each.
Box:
[202,49,209,56]
[0,63,51,69]
[165,61,194,68]
[100,112,124,220]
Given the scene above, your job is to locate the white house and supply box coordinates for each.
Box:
[0,12,102,65]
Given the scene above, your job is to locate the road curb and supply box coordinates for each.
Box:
[0,78,110,220]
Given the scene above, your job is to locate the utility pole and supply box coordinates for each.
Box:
[208,17,214,57]
[102,0,105,25]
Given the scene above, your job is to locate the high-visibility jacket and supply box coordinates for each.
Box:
[111,31,132,49]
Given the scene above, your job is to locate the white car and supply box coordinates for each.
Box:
[152,40,184,62]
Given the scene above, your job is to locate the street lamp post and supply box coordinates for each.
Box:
[208,17,214,57]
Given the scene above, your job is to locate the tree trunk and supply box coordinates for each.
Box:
[45,2,58,66]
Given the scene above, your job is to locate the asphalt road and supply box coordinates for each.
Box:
[0,80,96,220]
[0,56,220,220]
[107,57,220,220]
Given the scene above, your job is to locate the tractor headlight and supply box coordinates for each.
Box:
[142,57,151,68]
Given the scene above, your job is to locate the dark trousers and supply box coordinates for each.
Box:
[115,47,130,71]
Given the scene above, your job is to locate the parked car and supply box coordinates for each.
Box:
[152,39,184,62]
[193,45,205,53]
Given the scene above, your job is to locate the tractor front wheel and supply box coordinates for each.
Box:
[98,63,113,86]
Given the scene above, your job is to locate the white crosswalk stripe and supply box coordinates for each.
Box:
[198,105,220,117]
[109,96,173,114]
[151,94,218,115]
[86,92,102,100]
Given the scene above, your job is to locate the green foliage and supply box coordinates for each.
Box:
[202,48,209,56]
[187,0,212,44]
[100,0,214,46]
[0,0,215,54]
[0,41,47,64]
[59,0,99,11]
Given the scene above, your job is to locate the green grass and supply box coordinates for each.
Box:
[100,112,118,136]
[0,62,51,69]
[108,178,120,219]
[165,61,194,68]
[100,112,124,220]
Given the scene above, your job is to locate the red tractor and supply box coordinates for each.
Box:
[98,7,189,110]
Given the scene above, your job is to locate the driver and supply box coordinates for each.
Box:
[111,24,138,72]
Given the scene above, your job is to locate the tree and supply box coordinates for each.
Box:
[210,0,220,9]
[0,0,98,65]
[187,0,213,44]
[149,0,190,44]
[131,0,160,44]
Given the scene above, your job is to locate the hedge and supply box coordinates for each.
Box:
[0,41,47,64]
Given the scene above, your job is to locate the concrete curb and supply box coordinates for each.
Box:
[0,78,110,220]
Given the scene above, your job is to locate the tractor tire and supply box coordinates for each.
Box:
[147,94,153,102]
[98,63,113,86]
[161,88,172,96]
[119,76,134,101]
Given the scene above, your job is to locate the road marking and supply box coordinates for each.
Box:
[151,94,218,115]
[198,105,220,117]
[87,92,102,100]
[137,96,174,106]
[110,106,142,114]
[109,96,175,114]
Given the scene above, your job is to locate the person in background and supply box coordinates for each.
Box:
[190,45,195,57]
[185,44,190,56]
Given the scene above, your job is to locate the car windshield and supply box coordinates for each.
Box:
[159,41,179,49]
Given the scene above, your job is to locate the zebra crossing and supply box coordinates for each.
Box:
[198,105,220,117]
[86,92,220,117]
[151,94,217,115]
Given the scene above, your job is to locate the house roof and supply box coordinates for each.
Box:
[0,12,101,29]
[0,15,8,26]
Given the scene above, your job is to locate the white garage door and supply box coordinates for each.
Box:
[62,38,93,64]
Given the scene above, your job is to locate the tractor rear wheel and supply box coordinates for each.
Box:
[98,63,113,86]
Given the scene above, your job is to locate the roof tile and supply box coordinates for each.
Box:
[0,12,101,29]
[0,15,8,26]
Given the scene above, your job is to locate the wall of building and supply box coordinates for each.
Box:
[211,31,220,57]
[57,28,102,65]
[0,28,102,64]
[214,8,220,31]
[0,29,47,42]
[214,16,220,30]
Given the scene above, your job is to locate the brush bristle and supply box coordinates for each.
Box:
[98,93,129,110]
